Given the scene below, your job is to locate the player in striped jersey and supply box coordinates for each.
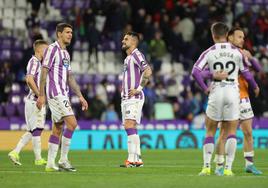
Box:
[213,27,262,175]
[8,40,48,166]
[36,23,88,172]
[120,32,152,168]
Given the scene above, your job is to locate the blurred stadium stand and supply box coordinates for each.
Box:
[0,0,268,124]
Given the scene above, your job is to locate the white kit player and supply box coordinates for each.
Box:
[191,22,259,176]
[36,23,88,172]
[8,40,48,166]
[119,31,152,168]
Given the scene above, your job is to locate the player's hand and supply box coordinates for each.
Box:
[79,96,88,111]
[254,86,260,97]
[241,49,253,60]
[205,87,210,95]
[213,71,228,80]
[36,96,45,110]
[129,89,140,97]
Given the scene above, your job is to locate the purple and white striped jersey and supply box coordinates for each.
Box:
[26,56,41,100]
[42,41,71,99]
[121,48,148,101]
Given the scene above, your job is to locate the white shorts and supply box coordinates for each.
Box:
[25,99,46,131]
[47,95,74,123]
[206,82,240,121]
[121,99,144,124]
[240,97,254,120]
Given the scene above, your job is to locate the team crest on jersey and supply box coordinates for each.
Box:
[62,58,70,68]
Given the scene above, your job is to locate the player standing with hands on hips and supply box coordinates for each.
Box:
[120,32,152,168]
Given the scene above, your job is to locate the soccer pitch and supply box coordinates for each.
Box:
[0,149,267,188]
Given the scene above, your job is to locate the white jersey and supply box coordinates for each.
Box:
[26,56,41,101]
[194,42,248,84]
[42,41,71,99]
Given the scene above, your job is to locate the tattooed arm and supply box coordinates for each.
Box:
[139,66,152,88]
[129,66,152,97]
[36,67,49,109]
[68,72,82,97]
[68,72,88,110]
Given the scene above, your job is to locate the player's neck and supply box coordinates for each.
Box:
[57,40,66,49]
[34,53,42,61]
[126,46,136,56]
[214,38,227,43]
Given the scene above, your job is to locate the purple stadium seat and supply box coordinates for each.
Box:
[62,0,74,10]
[106,74,116,84]
[94,74,105,84]
[75,0,86,8]
[16,104,25,118]
[4,104,17,117]
[0,49,11,60]
[13,40,23,50]
[0,117,10,130]
[81,74,94,84]
[51,0,63,8]
[13,51,23,60]
[74,74,82,83]
[0,38,12,50]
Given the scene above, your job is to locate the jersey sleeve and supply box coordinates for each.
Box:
[26,59,38,75]
[42,45,57,69]
[132,51,148,72]
[193,50,209,70]
[238,51,250,73]
[249,57,262,72]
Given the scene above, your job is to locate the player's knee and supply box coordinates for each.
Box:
[53,122,63,136]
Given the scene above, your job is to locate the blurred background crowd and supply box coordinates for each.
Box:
[0,0,268,124]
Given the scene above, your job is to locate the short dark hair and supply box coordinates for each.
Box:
[33,39,48,50]
[228,27,244,37]
[56,23,73,38]
[125,31,140,42]
[211,22,229,38]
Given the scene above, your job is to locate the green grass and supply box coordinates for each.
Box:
[0,149,267,188]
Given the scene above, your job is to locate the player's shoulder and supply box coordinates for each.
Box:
[44,42,59,56]
[45,42,58,50]
[28,56,39,64]
[201,44,217,56]
[132,49,145,59]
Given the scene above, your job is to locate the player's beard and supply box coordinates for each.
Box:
[122,44,129,51]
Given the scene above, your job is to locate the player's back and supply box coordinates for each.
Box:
[26,56,41,100]
[200,43,246,121]
[206,42,245,84]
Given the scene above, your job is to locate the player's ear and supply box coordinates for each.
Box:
[228,35,233,42]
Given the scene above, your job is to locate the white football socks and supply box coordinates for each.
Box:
[225,136,237,171]
[32,136,42,160]
[13,132,32,153]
